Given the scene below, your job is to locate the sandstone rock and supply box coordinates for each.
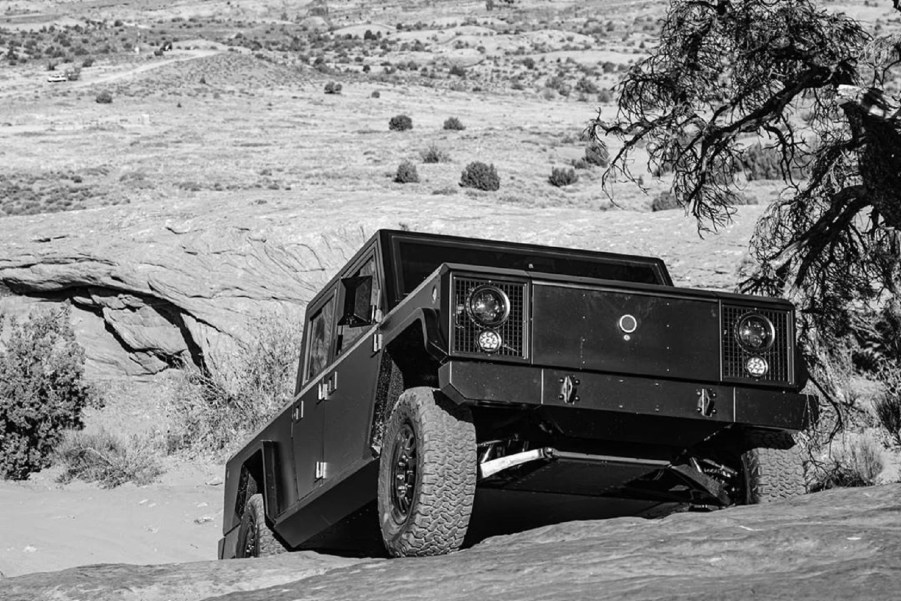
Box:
[0,484,897,601]
[0,193,762,380]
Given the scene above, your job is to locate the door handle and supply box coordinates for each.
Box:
[317,372,339,400]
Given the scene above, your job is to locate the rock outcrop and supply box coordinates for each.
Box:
[0,193,761,379]
[1,484,898,601]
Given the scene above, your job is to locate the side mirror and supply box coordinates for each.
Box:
[338,275,374,327]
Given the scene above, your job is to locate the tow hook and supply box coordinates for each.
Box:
[559,375,580,404]
[696,388,717,417]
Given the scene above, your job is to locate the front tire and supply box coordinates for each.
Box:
[740,431,806,504]
[235,493,288,558]
[377,387,477,557]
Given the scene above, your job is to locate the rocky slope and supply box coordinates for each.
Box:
[0,192,763,379]
[1,484,898,601]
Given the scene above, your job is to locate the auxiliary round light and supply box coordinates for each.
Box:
[735,313,776,353]
[745,356,769,378]
[477,330,503,353]
[467,285,510,327]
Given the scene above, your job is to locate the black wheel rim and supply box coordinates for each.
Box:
[389,422,417,523]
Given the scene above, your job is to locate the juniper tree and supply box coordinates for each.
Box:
[591,0,901,407]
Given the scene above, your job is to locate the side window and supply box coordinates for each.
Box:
[306,295,336,382]
[338,257,377,353]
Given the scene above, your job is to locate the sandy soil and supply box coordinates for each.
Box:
[0,459,224,578]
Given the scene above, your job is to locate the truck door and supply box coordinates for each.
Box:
[291,288,337,501]
[320,252,383,483]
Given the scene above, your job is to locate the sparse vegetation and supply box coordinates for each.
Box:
[420,144,451,163]
[443,117,465,131]
[394,160,420,183]
[584,140,609,167]
[165,316,301,457]
[548,167,578,187]
[811,433,885,490]
[0,305,96,480]
[389,114,413,131]
[460,161,500,191]
[651,190,679,212]
[874,373,901,446]
[55,429,163,488]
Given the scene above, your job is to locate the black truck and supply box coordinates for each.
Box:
[218,229,816,559]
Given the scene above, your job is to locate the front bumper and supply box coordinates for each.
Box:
[439,361,816,432]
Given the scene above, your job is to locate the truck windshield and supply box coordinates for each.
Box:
[394,238,670,296]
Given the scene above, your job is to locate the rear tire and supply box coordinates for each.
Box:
[740,431,806,504]
[235,493,288,558]
[377,387,477,557]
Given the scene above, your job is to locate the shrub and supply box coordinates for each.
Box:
[95,90,113,104]
[548,167,578,187]
[324,80,342,94]
[651,190,680,211]
[371,90,380,98]
[389,114,413,131]
[165,316,302,457]
[55,429,163,488]
[443,116,465,131]
[0,305,96,480]
[420,144,451,163]
[737,142,808,181]
[460,161,500,191]
[874,372,901,446]
[584,141,609,167]
[394,160,420,183]
[449,64,466,77]
[810,432,884,490]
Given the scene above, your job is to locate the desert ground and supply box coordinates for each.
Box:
[1,0,901,598]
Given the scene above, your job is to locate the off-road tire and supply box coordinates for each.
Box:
[741,431,806,504]
[235,493,288,558]
[378,387,477,557]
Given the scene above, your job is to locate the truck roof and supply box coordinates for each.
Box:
[378,229,673,306]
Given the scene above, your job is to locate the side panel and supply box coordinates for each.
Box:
[322,330,382,482]
[531,283,720,382]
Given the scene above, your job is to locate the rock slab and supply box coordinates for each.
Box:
[1,484,898,601]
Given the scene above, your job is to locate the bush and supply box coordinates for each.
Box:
[55,429,163,488]
[324,81,342,94]
[874,373,901,446]
[81,57,94,68]
[737,142,808,181]
[449,64,466,77]
[165,316,302,457]
[389,114,413,131]
[394,160,420,183]
[651,190,680,211]
[371,90,380,98]
[584,141,609,167]
[0,305,96,480]
[443,116,465,131]
[420,144,451,163]
[95,90,113,104]
[460,161,500,191]
[810,432,884,490]
[548,167,578,187]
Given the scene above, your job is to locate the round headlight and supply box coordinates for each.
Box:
[477,330,503,353]
[467,285,510,327]
[735,313,775,352]
[746,356,769,378]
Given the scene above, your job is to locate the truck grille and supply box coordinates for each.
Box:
[451,276,528,359]
[721,304,793,385]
